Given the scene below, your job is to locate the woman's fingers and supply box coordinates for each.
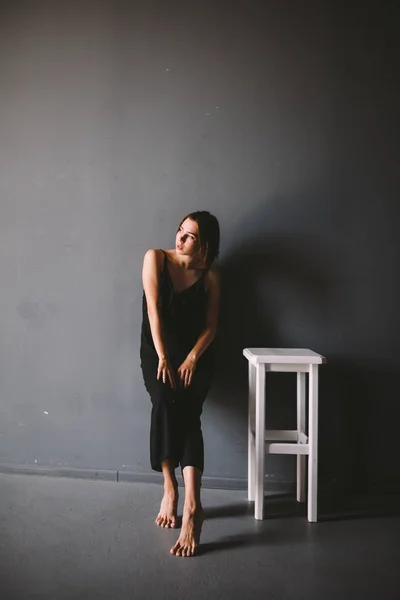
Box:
[181,369,191,388]
[176,366,195,388]
[158,367,167,384]
[168,369,175,389]
[158,367,173,387]
[157,358,176,388]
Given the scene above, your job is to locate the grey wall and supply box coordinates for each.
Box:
[1,0,399,493]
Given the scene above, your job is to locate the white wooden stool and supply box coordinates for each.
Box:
[243,348,326,522]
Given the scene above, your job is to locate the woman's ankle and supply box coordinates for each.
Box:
[183,498,202,513]
[161,460,178,488]
[164,480,178,493]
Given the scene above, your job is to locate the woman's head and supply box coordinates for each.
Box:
[176,211,220,267]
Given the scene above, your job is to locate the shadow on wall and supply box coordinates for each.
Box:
[210,200,400,500]
[211,197,336,412]
[208,197,336,486]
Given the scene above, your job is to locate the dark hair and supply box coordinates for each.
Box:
[178,210,220,268]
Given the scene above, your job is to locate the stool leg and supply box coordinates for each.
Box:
[248,362,256,501]
[255,364,265,520]
[296,372,306,503]
[308,364,318,522]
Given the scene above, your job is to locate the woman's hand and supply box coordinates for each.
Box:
[157,356,176,389]
[178,354,197,388]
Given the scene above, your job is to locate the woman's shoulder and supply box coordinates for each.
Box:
[142,249,167,273]
[204,266,220,288]
[143,248,166,261]
[143,248,177,259]
[206,265,219,277]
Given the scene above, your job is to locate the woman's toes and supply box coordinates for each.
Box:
[156,488,179,529]
[170,541,179,555]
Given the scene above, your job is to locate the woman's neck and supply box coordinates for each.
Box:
[167,249,203,271]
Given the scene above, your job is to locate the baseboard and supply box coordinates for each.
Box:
[0,463,295,493]
[0,464,117,481]
[119,471,294,492]
[117,470,256,490]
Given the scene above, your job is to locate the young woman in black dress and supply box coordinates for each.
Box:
[140,211,220,557]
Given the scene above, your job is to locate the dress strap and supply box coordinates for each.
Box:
[159,249,168,272]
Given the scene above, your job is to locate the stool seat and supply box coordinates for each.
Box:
[244,348,325,364]
[243,348,326,522]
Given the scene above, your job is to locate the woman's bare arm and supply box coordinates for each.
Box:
[142,249,175,388]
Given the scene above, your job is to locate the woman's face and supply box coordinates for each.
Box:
[175,218,199,257]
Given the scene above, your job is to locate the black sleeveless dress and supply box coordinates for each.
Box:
[140,250,214,473]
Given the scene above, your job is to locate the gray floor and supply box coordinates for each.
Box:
[0,474,399,600]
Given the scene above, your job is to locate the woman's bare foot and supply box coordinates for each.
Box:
[155,485,178,528]
[170,503,204,557]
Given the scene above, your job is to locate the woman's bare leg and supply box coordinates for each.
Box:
[170,466,204,556]
[156,459,179,528]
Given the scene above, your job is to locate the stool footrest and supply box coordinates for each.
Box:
[250,429,308,443]
[265,442,310,455]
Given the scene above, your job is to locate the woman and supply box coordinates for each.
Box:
[140,210,220,557]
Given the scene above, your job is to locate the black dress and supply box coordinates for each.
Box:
[140,250,214,473]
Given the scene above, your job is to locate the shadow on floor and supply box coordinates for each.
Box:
[199,491,400,555]
[203,490,400,526]
[318,490,400,522]
[199,522,314,555]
